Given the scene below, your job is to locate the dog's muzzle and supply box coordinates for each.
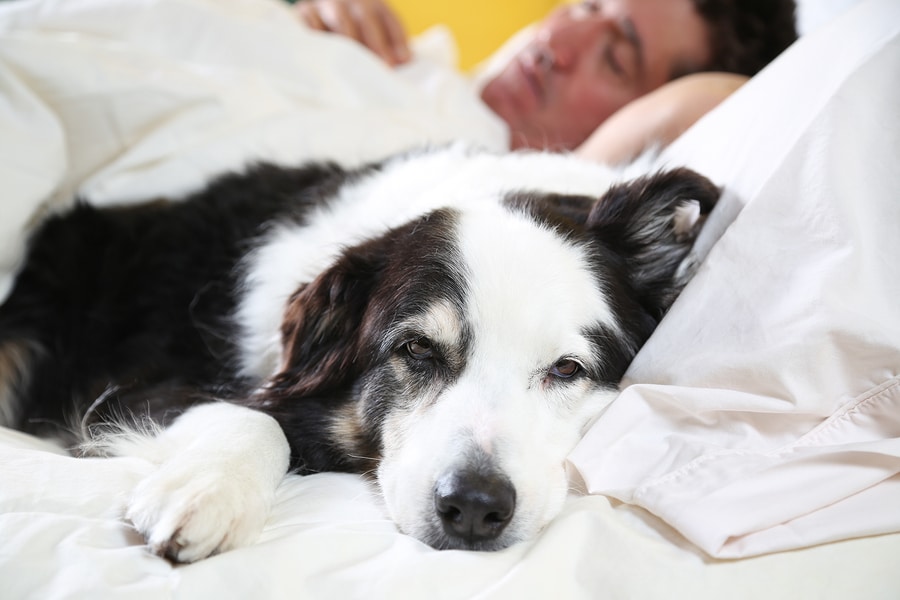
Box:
[433,468,516,549]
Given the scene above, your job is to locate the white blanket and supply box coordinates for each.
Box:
[0,0,507,297]
[2,0,900,597]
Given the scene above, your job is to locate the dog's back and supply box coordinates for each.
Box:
[0,161,346,439]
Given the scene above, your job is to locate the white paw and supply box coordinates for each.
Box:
[108,403,291,563]
[127,460,272,563]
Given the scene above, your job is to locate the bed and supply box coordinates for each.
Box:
[1,0,899,597]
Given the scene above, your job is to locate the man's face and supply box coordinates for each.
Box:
[481,0,712,150]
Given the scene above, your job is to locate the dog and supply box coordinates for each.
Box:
[0,144,718,562]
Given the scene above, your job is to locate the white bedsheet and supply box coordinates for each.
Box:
[2,0,900,598]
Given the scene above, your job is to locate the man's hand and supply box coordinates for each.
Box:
[295,0,411,66]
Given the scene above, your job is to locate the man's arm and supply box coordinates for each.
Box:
[577,73,748,165]
[294,0,411,66]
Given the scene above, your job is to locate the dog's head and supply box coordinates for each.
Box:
[263,168,718,551]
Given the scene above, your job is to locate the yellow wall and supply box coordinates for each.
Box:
[388,0,563,70]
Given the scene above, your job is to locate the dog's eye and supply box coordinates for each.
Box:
[549,358,581,379]
[405,338,434,360]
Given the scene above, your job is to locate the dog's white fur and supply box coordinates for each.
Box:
[105,402,289,562]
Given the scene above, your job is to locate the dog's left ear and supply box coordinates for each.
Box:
[270,246,387,399]
[588,168,720,318]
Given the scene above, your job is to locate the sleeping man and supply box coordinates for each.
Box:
[295,0,798,162]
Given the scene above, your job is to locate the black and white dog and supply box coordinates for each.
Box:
[0,145,717,562]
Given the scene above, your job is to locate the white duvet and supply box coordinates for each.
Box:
[1,0,899,598]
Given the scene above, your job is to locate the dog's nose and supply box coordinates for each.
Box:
[433,469,516,545]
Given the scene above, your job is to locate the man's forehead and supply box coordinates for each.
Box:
[567,0,711,81]
[621,0,710,80]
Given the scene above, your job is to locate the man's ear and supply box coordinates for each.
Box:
[588,168,720,318]
[268,247,386,399]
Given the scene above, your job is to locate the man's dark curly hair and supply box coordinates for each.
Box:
[692,0,798,76]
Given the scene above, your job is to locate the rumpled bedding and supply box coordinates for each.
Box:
[1,0,899,598]
[570,0,900,560]
[0,0,507,297]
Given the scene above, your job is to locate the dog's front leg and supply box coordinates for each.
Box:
[121,402,290,563]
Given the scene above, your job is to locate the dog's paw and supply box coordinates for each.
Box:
[107,403,290,562]
[126,461,272,563]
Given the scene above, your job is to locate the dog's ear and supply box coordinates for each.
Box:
[269,247,387,399]
[263,209,460,402]
[504,191,595,229]
[588,168,720,318]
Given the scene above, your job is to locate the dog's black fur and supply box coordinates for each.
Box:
[0,163,350,445]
